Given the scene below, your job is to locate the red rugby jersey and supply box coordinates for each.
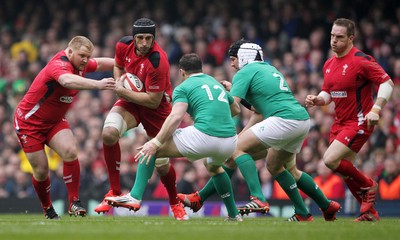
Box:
[322,47,390,124]
[114,37,172,110]
[15,50,97,124]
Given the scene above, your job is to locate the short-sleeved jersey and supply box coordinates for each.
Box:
[15,50,97,124]
[115,36,172,113]
[322,47,390,124]
[230,61,309,120]
[173,73,236,137]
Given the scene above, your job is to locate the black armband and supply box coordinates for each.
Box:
[240,99,252,110]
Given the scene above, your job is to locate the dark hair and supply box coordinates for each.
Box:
[228,39,248,57]
[333,18,355,37]
[132,18,156,37]
[179,53,202,74]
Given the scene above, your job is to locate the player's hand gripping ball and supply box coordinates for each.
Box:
[122,73,144,92]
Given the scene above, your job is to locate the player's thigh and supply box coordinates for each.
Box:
[48,128,78,161]
[157,138,182,158]
[235,129,265,155]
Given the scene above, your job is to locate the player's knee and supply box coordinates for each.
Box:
[266,160,281,175]
[31,165,49,180]
[102,127,120,145]
[33,171,49,181]
[323,158,337,170]
[156,159,170,176]
[155,158,170,168]
[60,145,78,160]
[206,164,222,176]
[102,113,127,144]
[224,157,237,168]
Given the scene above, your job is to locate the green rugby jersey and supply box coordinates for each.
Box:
[230,62,309,120]
[173,73,237,137]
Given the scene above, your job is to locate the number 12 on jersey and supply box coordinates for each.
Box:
[201,84,228,103]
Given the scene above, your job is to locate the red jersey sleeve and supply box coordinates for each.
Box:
[85,59,98,73]
[359,58,391,85]
[115,42,125,67]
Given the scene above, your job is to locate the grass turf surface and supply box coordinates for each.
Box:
[0,214,399,240]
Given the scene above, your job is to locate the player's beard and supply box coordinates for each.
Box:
[136,46,151,56]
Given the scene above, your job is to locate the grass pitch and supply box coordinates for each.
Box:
[0,214,399,240]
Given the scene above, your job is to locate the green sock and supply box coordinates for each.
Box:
[235,154,266,201]
[297,172,330,210]
[130,156,156,200]
[274,170,309,216]
[198,165,235,202]
[212,172,238,218]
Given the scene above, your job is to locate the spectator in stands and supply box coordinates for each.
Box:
[378,157,400,200]
[314,160,346,200]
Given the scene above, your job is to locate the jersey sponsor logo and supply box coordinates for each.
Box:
[149,85,160,90]
[330,91,347,98]
[60,96,74,103]
[125,57,131,63]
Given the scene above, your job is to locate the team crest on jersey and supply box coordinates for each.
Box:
[342,64,348,75]
[330,91,347,98]
[21,134,28,144]
[139,63,145,75]
[126,57,131,63]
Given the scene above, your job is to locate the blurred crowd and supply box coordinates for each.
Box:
[1,0,400,203]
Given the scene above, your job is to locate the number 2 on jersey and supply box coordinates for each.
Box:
[273,73,288,91]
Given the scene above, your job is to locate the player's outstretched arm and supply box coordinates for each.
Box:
[58,73,115,90]
[93,57,115,72]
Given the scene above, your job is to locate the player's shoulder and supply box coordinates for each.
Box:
[147,42,168,69]
[118,36,134,45]
[349,47,375,63]
[353,50,375,63]
[47,51,71,69]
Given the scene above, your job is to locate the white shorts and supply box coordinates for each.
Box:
[250,117,310,153]
[172,126,238,166]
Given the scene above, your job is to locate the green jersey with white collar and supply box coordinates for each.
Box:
[173,73,237,137]
[230,61,309,120]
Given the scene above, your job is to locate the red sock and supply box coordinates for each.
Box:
[63,159,80,203]
[103,143,121,195]
[160,165,178,205]
[334,160,372,188]
[343,178,362,203]
[32,176,52,209]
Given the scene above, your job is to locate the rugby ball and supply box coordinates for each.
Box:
[122,73,144,92]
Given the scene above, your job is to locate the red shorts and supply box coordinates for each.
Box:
[114,99,171,138]
[329,121,373,153]
[14,116,70,153]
